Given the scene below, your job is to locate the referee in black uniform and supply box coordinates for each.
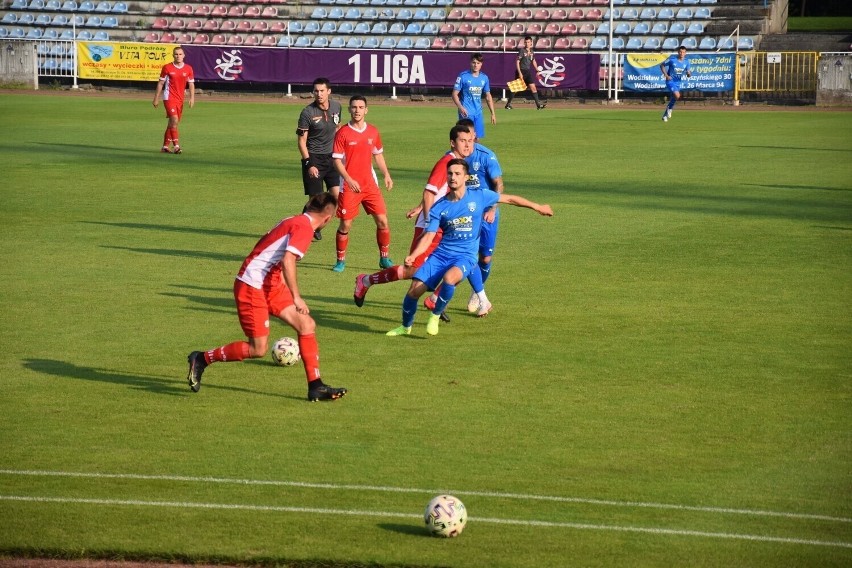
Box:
[297,77,342,240]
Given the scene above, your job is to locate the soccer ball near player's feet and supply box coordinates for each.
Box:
[271,337,301,366]
[424,495,467,538]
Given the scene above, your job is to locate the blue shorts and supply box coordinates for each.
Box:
[460,111,486,139]
[413,249,478,291]
[479,208,499,258]
[666,80,683,94]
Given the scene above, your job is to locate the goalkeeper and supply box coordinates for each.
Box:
[505,36,546,110]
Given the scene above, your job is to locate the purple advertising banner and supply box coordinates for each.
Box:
[181,46,599,91]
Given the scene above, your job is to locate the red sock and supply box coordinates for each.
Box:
[377,227,391,257]
[298,333,320,383]
[433,283,442,297]
[336,231,349,262]
[205,341,250,364]
[171,127,179,147]
[162,129,171,147]
[369,265,404,284]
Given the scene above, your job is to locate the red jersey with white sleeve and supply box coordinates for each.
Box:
[332,122,383,194]
[236,214,313,289]
[159,62,194,105]
[415,152,455,229]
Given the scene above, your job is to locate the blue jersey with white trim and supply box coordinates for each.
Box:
[427,188,500,257]
[662,55,691,82]
[465,143,503,192]
[453,70,491,118]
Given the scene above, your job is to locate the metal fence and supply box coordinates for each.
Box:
[736,51,820,101]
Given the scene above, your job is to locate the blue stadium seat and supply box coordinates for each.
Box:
[0,28,8,38]
[288,21,303,33]
[50,43,66,55]
[28,0,45,9]
[385,0,402,5]
[680,36,697,48]
[611,37,625,49]
[695,7,711,18]
[668,22,685,34]
[343,7,359,18]
[59,0,77,10]
[79,0,95,11]
[18,13,34,24]
[93,30,109,40]
[59,60,73,72]
[429,9,445,19]
[663,0,679,4]
[643,37,661,49]
[370,0,386,4]
[738,37,754,50]
[26,28,43,39]
[329,7,345,18]
[60,29,74,39]
[371,22,388,33]
[596,22,609,35]
[346,37,363,48]
[698,36,715,49]
[354,22,370,33]
[86,15,102,26]
[651,21,668,34]
[403,0,419,5]
[413,8,429,19]
[380,37,396,48]
[639,8,656,19]
[661,37,679,49]
[633,22,650,34]
[37,43,51,55]
[397,8,413,18]
[95,1,111,12]
[46,0,61,8]
[321,22,337,33]
[686,22,703,34]
[378,8,394,19]
[102,15,117,27]
[310,8,327,18]
[622,8,639,19]
[77,29,93,39]
[338,21,354,33]
[294,36,311,47]
[717,36,734,49]
[36,14,52,25]
[10,0,27,8]
[602,9,620,19]
[1,14,16,24]
[414,37,430,48]
[625,37,642,50]
[589,37,606,50]
[404,22,421,33]
[389,21,404,33]
[303,21,320,33]
[43,28,59,39]
[277,36,293,46]
[41,58,58,71]
[397,37,413,48]
[363,37,380,48]
[9,27,25,38]
[329,36,346,47]
[362,7,378,18]
[614,22,631,34]
[421,22,438,34]
[112,1,127,12]
[312,37,329,47]
[676,8,693,19]
[657,7,673,19]
[71,14,84,25]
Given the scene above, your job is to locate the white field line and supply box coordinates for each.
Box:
[1,495,850,549]
[0,469,848,524]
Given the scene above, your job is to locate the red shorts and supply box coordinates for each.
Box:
[164,100,183,120]
[337,189,387,220]
[233,277,293,339]
[409,226,443,268]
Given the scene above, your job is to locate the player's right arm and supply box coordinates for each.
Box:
[152,77,165,107]
[405,231,437,266]
[282,250,309,314]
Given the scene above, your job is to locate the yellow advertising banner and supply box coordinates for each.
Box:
[77,42,177,81]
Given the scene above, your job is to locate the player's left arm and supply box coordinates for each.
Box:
[485,92,496,124]
[374,152,393,191]
[282,250,309,314]
[188,79,195,108]
[483,175,504,223]
[498,193,553,217]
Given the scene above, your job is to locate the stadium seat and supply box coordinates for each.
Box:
[45,0,61,8]
[321,21,337,33]
[625,37,642,49]
[210,5,227,17]
[380,37,397,48]
[661,37,679,49]
[643,37,660,49]
[508,22,524,34]
[277,36,293,47]
[363,37,380,48]
[311,37,328,47]
[326,7,343,18]
[152,17,168,30]
[422,22,438,33]
[303,21,320,33]
[389,21,404,33]
[680,36,697,48]
[561,22,577,34]
[567,8,583,19]
[526,22,542,34]
[544,22,559,34]
[698,36,715,50]
[371,22,387,33]
[270,21,286,33]
[651,22,668,34]
[695,7,711,18]
[168,18,185,30]
[43,29,59,39]
[578,22,595,34]
[26,29,43,39]
[498,9,515,20]
[502,37,517,49]
[570,37,587,49]
[589,36,606,50]
[414,37,431,48]
[159,31,175,42]
[28,0,44,8]
[717,37,734,49]
[245,5,261,17]
[210,33,226,45]
[533,8,549,19]
[682,0,698,4]
[686,22,703,34]
[601,8,620,19]
[657,7,674,19]
[227,5,243,17]
[639,8,656,19]
[202,20,219,31]
[585,8,602,19]
[550,8,567,19]
[675,8,693,19]
[457,22,472,34]
[343,7,359,18]
[668,22,685,34]
[226,35,243,46]
[343,37,361,48]
[554,37,570,49]
[633,22,649,34]
[143,31,160,42]
[611,36,625,49]
[294,36,311,47]
[338,22,354,33]
[405,22,422,33]
[310,6,326,18]
[77,0,93,10]
[1,14,16,24]
[614,22,631,34]
[377,8,394,19]
[111,1,126,12]
[738,37,754,50]
[193,5,209,16]
[622,7,638,19]
[252,21,268,33]
[700,0,717,3]
[430,36,447,48]
[465,37,482,49]
[516,8,531,19]
[483,37,499,49]
[102,15,117,27]
[397,37,413,48]
[18,13,34,24]
[413,8,429,19]
[354,21,370,33]
[86,15,102,26]
[491,22,507,34]
[59,0,77,10]
[220,20,236,31]
[429,9,446,19]
[193,33,209,44]
[10,0,27,7]
[446,37,463,48]
[262,6,278,18]
[41,58,58,71]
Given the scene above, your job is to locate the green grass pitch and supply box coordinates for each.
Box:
[0,92,850,567]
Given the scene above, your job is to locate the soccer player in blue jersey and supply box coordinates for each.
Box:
[660,46,692,122]
[452,53,497,139]
[387,159,552,337]
[424,118,504,317]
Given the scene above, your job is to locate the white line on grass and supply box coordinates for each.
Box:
[1,469,848,524]
[1,495,850,549]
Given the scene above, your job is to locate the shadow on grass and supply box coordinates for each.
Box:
[22,358,296,400]
[378,523,431,538]
[102,245,243,263]
[82,221,257,239]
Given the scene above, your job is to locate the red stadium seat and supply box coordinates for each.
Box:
[523,0,539,5]
[543,22,559,34]
[152,17,168,30]
[517,8,532,19]
[533,9,549,20]
[457,22,473,35]
[159,31,176,42]
[202,20,219,31]
[168,18,185,30]
[498,9,516,20]
[431,37,448,49]
[186,19,202,30]
[447,8,463,20]
[570,37,587,49]
[561,22,577,34]
[245,6,261,17]
[161,3,177,15]
[252,21,268,32]
[502,37,518,49]
[236,20,251,31]
[525,22,542,34]
[193,33,209,44]
[261,35,277,46]
[578,22,595,34]
[210,33,226,45]
[491,22,507,34]
[220,20,236,31]
[551,8,568,20]
[575,0,591,5]
[448,37,465,49]
[193,5,210,16]
[269,21,286,33]
[439,23,455,34]
[508,22,524,34]
[585,8,602,19]
[557,0,575,4]
[227,5,243,17]
[227,34,243,45]
[210,5,227,17]
[465,37,483,49]
[143,32,159,42]
[465,8,481,19]
[244,34,260,45]
[535,37,551,49]
[483,37,500,49]
[554,37,570,49]
[176,4,192,15]
[482,9,498,20]
[175,32,192,43]
[474,23,490,34]
[567,8,583,19]
[261,6,278,18]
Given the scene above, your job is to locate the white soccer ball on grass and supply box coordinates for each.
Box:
[270,337,300,367]
[424,495,467,538]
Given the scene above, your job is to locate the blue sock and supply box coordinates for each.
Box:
[667,96,676,110]
[467,265,484,293]
[433,283,455,314]
[402,295,418,328]
[479,260,492,284]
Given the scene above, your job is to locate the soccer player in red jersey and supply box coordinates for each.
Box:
[152,46,195,154]
[352,125,476,318]
[330,95,394,273]
[185,193,348,402]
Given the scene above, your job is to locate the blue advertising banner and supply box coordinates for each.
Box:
[622,52,736,92]
[180,46,600,91]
